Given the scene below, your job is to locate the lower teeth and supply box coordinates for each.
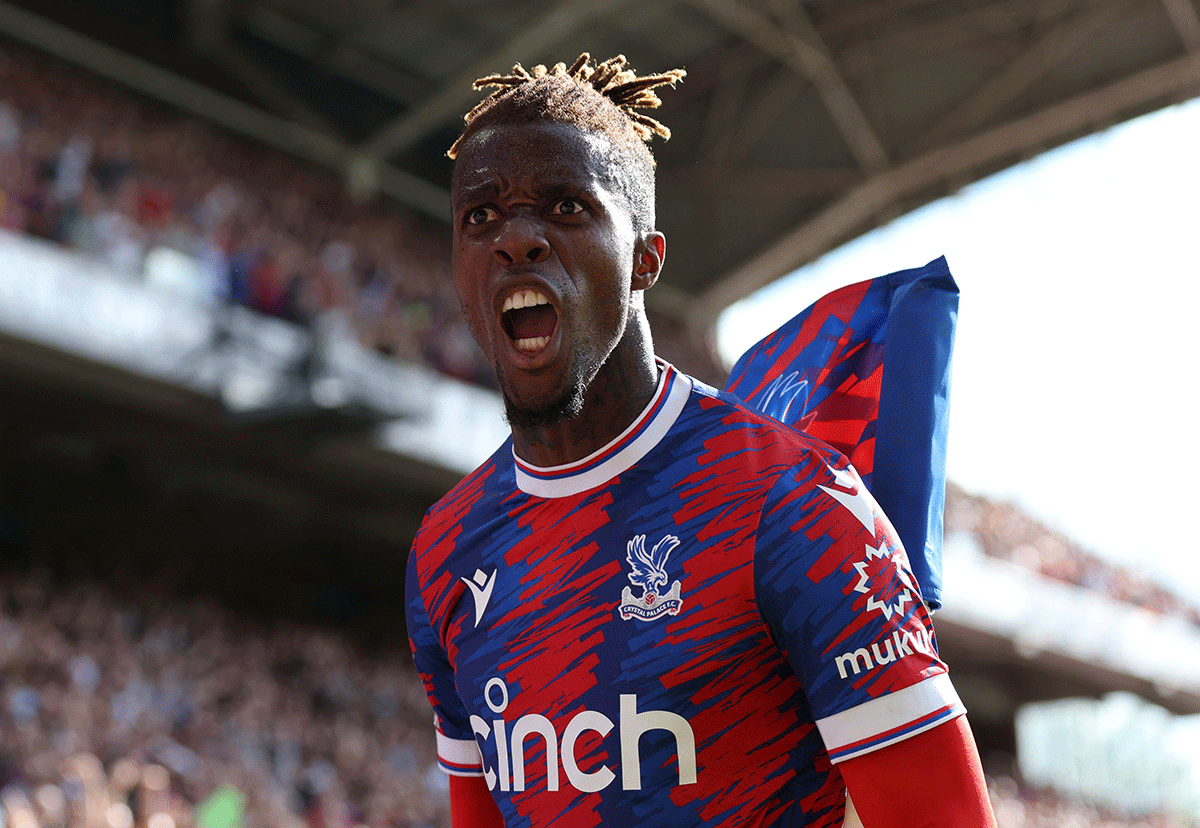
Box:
[515,336,550,352]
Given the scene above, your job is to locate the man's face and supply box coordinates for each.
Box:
[450,121,654,428]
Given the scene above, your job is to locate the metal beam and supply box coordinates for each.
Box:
[728,64,809,162]
[769,0,892,170]
[357,0,630,160]
[718,166,862,197]
[239,7,431,108]
[187,0,344,138]
[816,0,969,39]
[0,0,449,221]
[837,0,1072,77]
[912,0,1131,153]
[659,164,861,201]
[216,40,346,136]
[683,59,753,297]
[689,0,889,172]
[698,49,760,170]
[185,0,230,50]
[1161,0,1200,51]
[693,50,1200,334]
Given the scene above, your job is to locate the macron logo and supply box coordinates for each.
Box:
[818,466,875,534]
[461,568,497,627]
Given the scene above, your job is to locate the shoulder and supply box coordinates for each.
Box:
[676,373,849,480]
[411,439,513,558]
[680,378,885,562]
[659,373,864,554]
[429,438,513,514]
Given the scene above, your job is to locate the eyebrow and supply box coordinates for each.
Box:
[452,177,499,208]
[452,176,597,209]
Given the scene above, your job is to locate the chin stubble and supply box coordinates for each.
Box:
[492,326,615,431]
[498,367,587,430]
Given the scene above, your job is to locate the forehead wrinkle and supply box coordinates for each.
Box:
[455,123,619,186]
[452,169,513,208]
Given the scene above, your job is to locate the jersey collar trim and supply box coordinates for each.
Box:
[513,360,691,498]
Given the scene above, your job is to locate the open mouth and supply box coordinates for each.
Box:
[501,288,558,353]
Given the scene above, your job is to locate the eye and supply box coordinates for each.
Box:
[466,206,498,226]
[552,198,586,216]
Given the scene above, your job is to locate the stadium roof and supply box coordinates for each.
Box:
[5,0,1199,336]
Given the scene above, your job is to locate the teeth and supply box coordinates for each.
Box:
[502,289,549,313]
[515,336,550,352]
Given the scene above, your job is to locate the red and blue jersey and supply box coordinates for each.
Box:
[406,361,964,827]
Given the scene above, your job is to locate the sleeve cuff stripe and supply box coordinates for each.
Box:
[439,758,484,777]
[816,673,964,762]
[438,758,485,777]
[827,704,965,762]
[436,730,482,769]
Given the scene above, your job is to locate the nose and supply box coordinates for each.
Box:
[493,217,549,266]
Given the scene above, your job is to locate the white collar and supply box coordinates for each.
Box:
[513,361,691,498]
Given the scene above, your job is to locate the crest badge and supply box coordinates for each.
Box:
[618,534,684,621]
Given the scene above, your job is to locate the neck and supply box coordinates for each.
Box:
[511,339,659,469]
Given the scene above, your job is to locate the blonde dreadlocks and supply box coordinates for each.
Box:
[448,54,686,233]
[448,54,686,158]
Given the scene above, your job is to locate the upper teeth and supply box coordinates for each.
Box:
[502,289,549,313]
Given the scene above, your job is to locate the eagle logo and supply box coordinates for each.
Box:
[618,534,684,621]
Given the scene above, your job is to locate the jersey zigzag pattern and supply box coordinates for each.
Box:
[407,363,963,828]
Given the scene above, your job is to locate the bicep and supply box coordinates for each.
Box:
[838,716,997,828]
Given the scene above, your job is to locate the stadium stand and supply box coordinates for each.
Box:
[1,33,1198,828]
[945,482,1200,629]
[1,558,1195,828]
[0,37,486,385]
[0,566,448,828]
[0,39,727,391]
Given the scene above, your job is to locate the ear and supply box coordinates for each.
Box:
[632,231,666,292]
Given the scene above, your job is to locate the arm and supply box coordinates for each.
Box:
[753,455,986,825]
[449,775,505,828]
[838,716,996,828]
[408,548,500,826]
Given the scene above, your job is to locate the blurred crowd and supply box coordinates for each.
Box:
[946,482,1200,627]
[0,40,725,391]
[0,39,491,386]
[0,567,446,828]
[986,775,1194,828]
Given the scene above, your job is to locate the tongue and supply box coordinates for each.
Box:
[508,304,557,340]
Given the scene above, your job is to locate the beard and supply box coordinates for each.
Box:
[493,340,603,431]
[497,365,588,429]
[487,323,616,431]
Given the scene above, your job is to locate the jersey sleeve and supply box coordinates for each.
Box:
[753,454,965,763]
[405,543,484,777]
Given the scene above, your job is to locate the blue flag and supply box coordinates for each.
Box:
[725,256,958,610]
